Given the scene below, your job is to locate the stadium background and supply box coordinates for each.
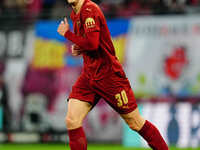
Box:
[0,0,200,150]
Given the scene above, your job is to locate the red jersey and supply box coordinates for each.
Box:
[65,0,125,80]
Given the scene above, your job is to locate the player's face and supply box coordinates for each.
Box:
[67,0,79,7]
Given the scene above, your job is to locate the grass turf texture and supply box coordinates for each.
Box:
[0,144,199,150]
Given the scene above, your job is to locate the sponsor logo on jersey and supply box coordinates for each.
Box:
[85,17,95,28]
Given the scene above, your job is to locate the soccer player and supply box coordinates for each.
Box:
[57,0,169,150]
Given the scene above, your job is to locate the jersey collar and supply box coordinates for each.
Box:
[70,0,90,21]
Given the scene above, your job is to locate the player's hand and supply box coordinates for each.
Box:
[57,17,69,36]
[72,44,82,56]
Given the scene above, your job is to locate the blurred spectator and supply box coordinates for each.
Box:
[186,0,200,13]
[100,2,118,18]
[40,0,56,19]
[186,0,200,5]
[24,0,42,22]
[51,0,70,20]
[0,0,24,29]
[149,0,170,15]
[0,0,200,23]
[118,0,151,18]
[164,0,186,14]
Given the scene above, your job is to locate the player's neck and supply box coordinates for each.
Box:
[72,0,85,14]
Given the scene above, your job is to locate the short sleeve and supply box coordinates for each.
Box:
[81,7,100,33]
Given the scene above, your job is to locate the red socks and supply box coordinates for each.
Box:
[68,127,87,150]
[67,121,168,150]
[138,120,169,150]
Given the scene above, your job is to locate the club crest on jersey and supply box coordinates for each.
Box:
[85,17,95,28]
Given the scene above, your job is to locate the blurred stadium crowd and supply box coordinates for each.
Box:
[0,0,200,25]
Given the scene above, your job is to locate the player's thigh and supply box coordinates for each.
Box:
[94,72,137,114]
[120,108,145,131]
[69,73,99,105]
[66,98,92,129]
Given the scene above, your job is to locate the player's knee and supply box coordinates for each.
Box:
[126,116,145,132]
[65,115,81,129]
[127,122,142,131]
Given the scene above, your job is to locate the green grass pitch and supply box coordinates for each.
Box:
[0,144,199,150]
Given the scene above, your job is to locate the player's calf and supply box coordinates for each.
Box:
[65,99,91,150]
[121,108,145,131]
[121,108,169,150]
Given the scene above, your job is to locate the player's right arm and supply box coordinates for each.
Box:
[57,17,100,51]
[58,4,102,51]
[65,30,100,51]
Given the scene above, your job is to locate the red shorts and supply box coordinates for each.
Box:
[68,71,137,114]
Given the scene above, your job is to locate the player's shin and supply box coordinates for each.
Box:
[68,127,87,150]
[138,120,169,150]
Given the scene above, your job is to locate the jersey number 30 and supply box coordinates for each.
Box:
[115,90,128,107]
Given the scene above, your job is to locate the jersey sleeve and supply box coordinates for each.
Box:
[64,30,99,51]
[81,6,100,33]
[64,5,101,51]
